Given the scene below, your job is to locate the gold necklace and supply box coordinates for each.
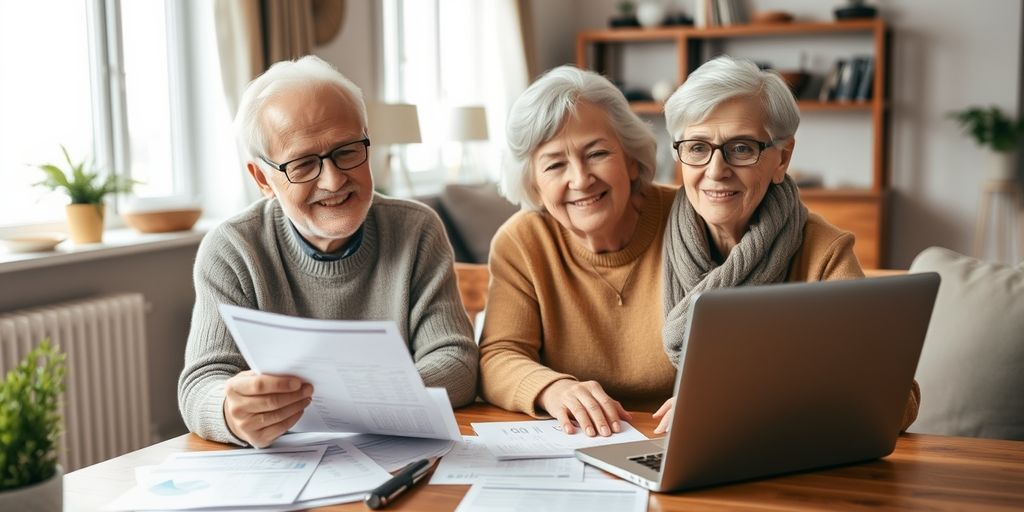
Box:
[587,258,642,306]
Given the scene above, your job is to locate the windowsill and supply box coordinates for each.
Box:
[0,219,218,275]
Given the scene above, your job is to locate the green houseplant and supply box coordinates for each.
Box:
[949,106,1024,181]
[0,340,66,511]
[34,145,135,243]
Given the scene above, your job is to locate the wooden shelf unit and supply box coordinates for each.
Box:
[576,19,891,268]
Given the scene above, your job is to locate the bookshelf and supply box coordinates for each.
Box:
[576,19,891,268]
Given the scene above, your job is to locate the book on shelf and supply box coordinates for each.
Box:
[695,0,747,27]
[855,56,875,101]
[819,59,846,102]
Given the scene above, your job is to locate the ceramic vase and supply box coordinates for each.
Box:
[636,1,665,28]
[985,150,1018,182]
[0,465,63,512]
[66,203,106,244]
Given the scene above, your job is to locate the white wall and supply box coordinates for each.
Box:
[311,0,1021,267]
[529,0,1022,267]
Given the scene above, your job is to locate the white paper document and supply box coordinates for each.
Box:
[431,436,585,485]
[219,304,461,441]
[455,479,649,512]
[275,430,455,472]
[105,445,326,511]
[471,420,648,460]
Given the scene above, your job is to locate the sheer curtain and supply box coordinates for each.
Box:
[210,0,315,209]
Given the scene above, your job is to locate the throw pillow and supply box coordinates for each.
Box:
[907,246,1024,440]
[440,183,519,263]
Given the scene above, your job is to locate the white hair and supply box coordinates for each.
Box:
[234,55,367,164]
[500,65,658,210]
[664,55,799,147]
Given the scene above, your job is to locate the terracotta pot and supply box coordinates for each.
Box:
[66,203,106,244]
[0,465,63,511]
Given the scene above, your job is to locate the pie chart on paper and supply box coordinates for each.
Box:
[149,479,211,496]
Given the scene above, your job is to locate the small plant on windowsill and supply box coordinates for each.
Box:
[0,339,66,511]
[949,106,1024,182]
[34,145,136,244]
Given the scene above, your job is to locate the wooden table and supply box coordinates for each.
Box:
[65,403,1024,511]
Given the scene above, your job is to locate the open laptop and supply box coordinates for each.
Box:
[575,273,940,492]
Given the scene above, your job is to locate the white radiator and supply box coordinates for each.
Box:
[0,293,152,471]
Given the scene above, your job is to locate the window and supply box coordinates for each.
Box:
[381,0,498,193]
[0,0,189,230]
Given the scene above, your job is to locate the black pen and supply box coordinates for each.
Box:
[364,457,435,509]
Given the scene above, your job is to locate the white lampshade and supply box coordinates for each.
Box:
[447,106,489,142]
[367,102,422,145]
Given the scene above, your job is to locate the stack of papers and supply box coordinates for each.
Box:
[471,419,648,459]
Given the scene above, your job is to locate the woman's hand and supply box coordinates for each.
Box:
[223,370,314,448]
[652,397,675,434]
[538,379,633,437]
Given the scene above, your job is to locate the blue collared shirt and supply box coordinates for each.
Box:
[289,221,364,261]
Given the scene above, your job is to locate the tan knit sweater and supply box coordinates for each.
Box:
[480,185,679,416]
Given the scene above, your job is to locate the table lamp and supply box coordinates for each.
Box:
[367,102,421,194]
[447,105,489,182]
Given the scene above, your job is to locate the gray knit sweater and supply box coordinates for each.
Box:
[178,195,479,445]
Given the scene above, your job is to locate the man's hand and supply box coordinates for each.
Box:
[223,370,313,448]
[537,380,632,437]
[652,397,675,434]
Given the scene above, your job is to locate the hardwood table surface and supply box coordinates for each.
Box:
[65,403,1024,511]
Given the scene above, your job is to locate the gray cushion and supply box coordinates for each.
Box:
[439,183,518,263]
[907,247,1024,440]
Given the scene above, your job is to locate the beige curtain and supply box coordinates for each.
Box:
[214,0,315,117]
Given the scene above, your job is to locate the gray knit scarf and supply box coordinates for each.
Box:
[662,174,807,367]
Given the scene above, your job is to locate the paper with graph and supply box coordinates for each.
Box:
[219,304,461,441]
[104,445,326,510]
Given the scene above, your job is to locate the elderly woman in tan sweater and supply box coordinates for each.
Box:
[654,55,919,433]
[479,66,677,437]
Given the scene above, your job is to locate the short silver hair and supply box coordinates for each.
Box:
[234,55,367,164]
[500,66,657,210]
[664,55,799,148]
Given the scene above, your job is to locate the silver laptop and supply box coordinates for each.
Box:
[575,273,939,492]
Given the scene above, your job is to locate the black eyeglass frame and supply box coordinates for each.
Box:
[672,138,775,167]
[259,138,372,183]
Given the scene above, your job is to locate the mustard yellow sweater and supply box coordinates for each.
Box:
[480,186,678,416]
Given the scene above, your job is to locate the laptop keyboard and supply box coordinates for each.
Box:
[628,452,664,472]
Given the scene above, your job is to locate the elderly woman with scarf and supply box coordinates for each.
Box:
[653,55,920,434]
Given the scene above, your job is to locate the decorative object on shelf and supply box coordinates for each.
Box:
[651,80,675,103]
[0,233,65,254]
[834,0,877,20]
[750,10,794,24]
[0,339,66,511]
[636,0,667,28]
[777,71,809,96]
[367,102,422,195]
[696,0,748,27]
[33,146,136,245]
[609,1,640,28]
[311,0,346,45]
[446,105,490,183]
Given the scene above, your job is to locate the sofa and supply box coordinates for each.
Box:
[415,182,519,264]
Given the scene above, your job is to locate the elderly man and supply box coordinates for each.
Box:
[178,56,478,448]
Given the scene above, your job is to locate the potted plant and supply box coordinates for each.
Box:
[0,340,66,511]
[34,145,136,243]
[949,106,1024,182]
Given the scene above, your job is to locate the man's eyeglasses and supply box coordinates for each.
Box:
[260,138,371,183]
[672,138,774,167]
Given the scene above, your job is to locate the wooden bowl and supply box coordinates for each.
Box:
[122,208,201,233]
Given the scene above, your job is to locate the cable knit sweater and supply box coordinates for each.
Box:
[178,195,478,445]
